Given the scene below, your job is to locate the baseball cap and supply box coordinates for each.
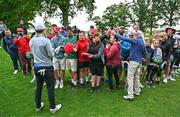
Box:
[104,26,110,30]
[17,28,24,32]
[35,23,46,30]
[52,27,60,32]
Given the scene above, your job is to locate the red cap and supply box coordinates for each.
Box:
[90,29,97,35]
[52,27,60,33]
[17,28,24,32]
[64,42,74,53]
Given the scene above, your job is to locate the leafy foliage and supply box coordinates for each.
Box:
[41,0,96,26]
[0,0,42,32]
[93,3,129,32]
[159,0,180,27]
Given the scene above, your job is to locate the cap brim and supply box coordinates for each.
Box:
[165,27,176,34]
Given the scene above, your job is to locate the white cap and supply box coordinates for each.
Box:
[35,23,46,30]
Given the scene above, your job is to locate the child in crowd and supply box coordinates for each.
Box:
[87,32,104,92]
[145,39,162,88]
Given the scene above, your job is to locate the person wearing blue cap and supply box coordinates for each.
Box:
[29,23,62,113]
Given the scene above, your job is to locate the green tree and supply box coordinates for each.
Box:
[159,0,180,26]
[146,0,161,34]
[93,3,129,32]
[0,0,42,32]
[127,0,151,31]
[41,0,96,27]
[127,0,180,32]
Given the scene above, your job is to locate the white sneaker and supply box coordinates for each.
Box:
[59,82,64,89]
[123,95,134,100]
[134,92,140,96]
[170,78,176,81]
[36,102,44,112]
[55,82,59,89]
[140,83,144,88]
[163,78,168,83]
[30,76,36,83]
[175,71,179,74]
[13,70,18,74]
[167,75,172,80]
[50,104,62,113]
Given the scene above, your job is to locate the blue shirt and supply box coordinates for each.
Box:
[60,31,66,37]
[3,34,18,54]
[120,40,131,59]
[115,34,147,64]
[51,36,66,59]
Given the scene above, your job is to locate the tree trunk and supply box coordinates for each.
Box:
[150,15,153,35]
[59,1,69,27]
[169,16,173,26]
[62,11,69,27]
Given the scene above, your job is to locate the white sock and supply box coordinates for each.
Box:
[80,78,84,84]
[85,76,89,82]
[74,80,77,85]
[56,80,59,83]
[60,80,63,83]
[71,79,74,83]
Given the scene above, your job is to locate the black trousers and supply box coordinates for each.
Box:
[174,49,180,67]
[146,64,159,82]
[106,65,120,90]
[34,66,55,109]
[9,53,19,70]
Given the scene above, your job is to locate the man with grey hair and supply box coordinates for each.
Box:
[115,31,147,100]
[29,23,61,113]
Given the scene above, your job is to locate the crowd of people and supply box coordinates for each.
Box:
[1,20,180,113]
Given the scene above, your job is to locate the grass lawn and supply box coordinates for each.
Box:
[0,48,180,117]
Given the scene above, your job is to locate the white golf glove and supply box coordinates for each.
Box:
[37,69,46,76]
[54,46,61,54]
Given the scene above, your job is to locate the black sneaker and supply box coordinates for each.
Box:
[90,87,95,93]
[80,83,85,88]
[116,85,120,89]
[85,81,90,87]
[149,83,155,88]
[95,86,100,92]
[70,81,73,87]
[146,82,151,88]
[156,80,160,85]
[72,84,77,90]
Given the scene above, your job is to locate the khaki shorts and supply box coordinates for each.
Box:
[66,59,77,72]
[53,57,66,70]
